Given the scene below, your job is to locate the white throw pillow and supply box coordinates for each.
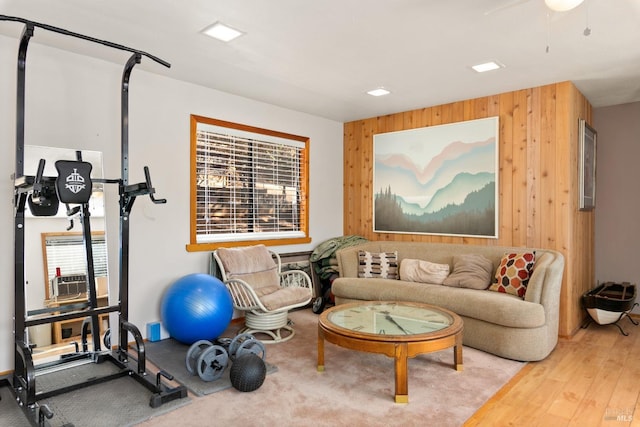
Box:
[399,259,450,284]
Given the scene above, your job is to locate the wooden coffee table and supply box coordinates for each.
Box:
[317,301,463,403]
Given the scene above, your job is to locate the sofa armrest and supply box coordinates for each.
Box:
[336,246,360,278]
[538,251,565,316]
[524,252,552,304]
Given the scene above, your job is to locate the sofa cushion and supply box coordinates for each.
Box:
[400,259,450,284]
[442,254,493,289]
[331,277,546,328]
[358,250,399,279]
[489,252,536,298]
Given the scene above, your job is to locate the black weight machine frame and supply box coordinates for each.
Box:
[3,15,187,426]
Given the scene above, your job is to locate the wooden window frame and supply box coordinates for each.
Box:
[187,115,310,251]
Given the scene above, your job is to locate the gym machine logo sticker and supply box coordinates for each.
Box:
[65,169,86,194]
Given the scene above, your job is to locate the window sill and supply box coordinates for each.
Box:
[186,236,312,252]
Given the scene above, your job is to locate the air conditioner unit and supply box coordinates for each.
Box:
[50,274,88,298]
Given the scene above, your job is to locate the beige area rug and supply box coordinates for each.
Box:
[137,308,525,427]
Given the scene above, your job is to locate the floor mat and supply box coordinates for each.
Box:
[0,382,32,427]
[42,375,190,427]
[144,338,277,396]
[1,359,191,427]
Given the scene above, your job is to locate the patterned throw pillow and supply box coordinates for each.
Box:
[358,250,399,279]
[489,252,536,298]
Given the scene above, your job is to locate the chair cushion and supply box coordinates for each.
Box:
[216,245,276,274]
[259,286,312,311]
[217,245,279,291]
[231,269,279,291]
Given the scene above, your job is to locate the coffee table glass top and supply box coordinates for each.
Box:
[326,302,453,336]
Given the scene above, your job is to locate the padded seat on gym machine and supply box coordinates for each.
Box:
[214,245,313,343]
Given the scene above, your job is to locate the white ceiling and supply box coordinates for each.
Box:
[1,0,639,122]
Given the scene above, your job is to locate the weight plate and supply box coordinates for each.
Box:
[197,345,229,382]
[103,328,111,348]
[185,340,213,376]
[236,339,267,361]
[312,297,325,314]
[215,337,232,351]
[229,333,257,359]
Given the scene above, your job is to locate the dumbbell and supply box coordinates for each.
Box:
[185,340,229,382]
[228,333,266,361]
[185,334,266,382]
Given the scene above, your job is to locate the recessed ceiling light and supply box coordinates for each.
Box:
[202,22,245,42]
[367,88,391,97]
[471,61,504,73]
[545,0,584,12]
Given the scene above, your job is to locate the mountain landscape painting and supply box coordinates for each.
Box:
[373,116,499,238]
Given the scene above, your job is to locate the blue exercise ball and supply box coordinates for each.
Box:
[160,273,234,344]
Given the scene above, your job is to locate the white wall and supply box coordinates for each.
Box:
[594,101,640,314]
[0,34,343,372]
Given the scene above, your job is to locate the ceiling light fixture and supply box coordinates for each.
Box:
[471,61,504,73]
[202,22,245,42]
[544,0,584,12]
[367,88,391,97]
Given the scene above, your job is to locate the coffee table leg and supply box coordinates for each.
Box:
[317,327,325,372]
[454,332,463,371]
[394,344,409,403]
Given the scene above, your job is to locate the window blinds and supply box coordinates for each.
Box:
[195,126,305,243]
[44,234,108,280]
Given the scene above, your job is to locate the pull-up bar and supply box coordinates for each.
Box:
[0,14,171,68]
[1,14,171,179]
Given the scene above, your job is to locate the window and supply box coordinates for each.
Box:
[41,231,107,299]
[188,115,310,251]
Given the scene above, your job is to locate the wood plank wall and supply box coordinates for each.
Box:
[343,81,593,337]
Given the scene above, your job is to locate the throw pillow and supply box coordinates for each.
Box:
[442,254,494,290]
[358,250,399,279]
[399,259,450,284]
[489,252,536,298]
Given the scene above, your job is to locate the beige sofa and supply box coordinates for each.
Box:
[332,241,565,361]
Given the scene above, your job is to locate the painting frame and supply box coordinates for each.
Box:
[578,118,597,211]
[373,116,499,238]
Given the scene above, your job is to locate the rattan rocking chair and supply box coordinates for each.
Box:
[213,244,313,343]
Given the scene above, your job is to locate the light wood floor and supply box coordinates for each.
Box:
[466,315,640,426]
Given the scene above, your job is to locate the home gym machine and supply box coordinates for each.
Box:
[3,15,187,426]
